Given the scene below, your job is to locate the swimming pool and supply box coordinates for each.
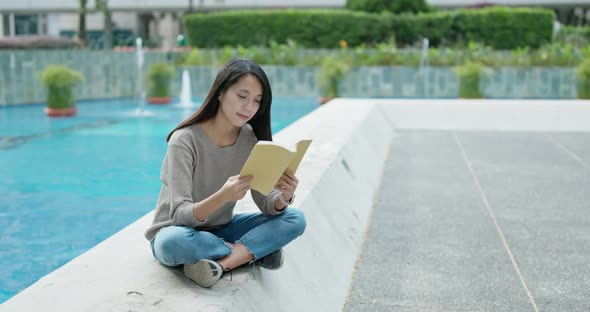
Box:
[0,97,319,303]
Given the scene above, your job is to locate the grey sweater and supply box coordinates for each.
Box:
[144,123,284,241]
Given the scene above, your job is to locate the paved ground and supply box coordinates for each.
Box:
[345,130,590,312]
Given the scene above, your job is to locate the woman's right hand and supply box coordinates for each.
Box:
[219,175,253,202]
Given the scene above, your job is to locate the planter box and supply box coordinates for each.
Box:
[147,97,171,104]
[44,107,76,117]
[0,50,582,106]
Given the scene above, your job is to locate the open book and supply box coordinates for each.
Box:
[239,139,313,195]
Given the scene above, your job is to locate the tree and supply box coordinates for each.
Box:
[78,0,87,47]
[96,0,112,50]
[346,0,429,14]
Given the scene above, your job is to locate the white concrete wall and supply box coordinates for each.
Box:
[46,13,61,36]
[157,13,181,50]
[58,12,138,32]
[0,99,395,312]
[0,0,344,11]
[111,12,139,31]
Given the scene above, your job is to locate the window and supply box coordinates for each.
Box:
[14,14,38,35]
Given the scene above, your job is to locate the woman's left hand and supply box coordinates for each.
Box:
[275,170,298,202]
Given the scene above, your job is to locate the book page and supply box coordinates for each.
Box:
[240,144,293,195]
[286,139,313,174]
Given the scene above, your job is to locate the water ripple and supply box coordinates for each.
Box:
[0,119,120,150]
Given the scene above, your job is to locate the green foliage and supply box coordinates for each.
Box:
[183,7,553,50]
[386,11,455,47]
[413,12,453,47]
[346,0,429,14]
[554,25,590,48]
[182,42,327,67]
[453,62,484,98]
[176,41,588,68]
[317,57,350,98]
[267,40,301,65]
[361,7,554,49]
[427,47,461,66]
[451,7,554,49]
[147,62,174,97]
[40,65,83,88]
[530,43,581,66]
[577,58,590,99]
[95,0,109,12]
[505,47,532,67]
[183,9,390,48]
[39,65,83,109]
[185,48,214,65]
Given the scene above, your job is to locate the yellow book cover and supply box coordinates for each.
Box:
[240,139,312,195]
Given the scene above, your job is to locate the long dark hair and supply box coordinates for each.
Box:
[166,58,273,142]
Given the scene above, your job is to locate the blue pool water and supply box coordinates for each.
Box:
[0,97,319,303]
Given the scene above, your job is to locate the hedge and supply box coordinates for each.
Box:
[183,9,390,48]
[450,7,555,49]
[390,12,454,47]
[183,7,554,49]
[390,7,554,48]
[346,0,429,14]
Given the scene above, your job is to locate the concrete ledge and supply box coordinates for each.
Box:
[1,99,395,312]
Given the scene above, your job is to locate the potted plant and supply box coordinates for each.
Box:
[39,65,83,117]
[147,62,174,104]
[577,58,590,99]
[453,62,485,99]
[317,56,350,104]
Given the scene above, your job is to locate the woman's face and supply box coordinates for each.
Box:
[218,74,262,128]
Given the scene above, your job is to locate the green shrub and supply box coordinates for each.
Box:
[318,57,350,98]
[183,7,553,50]
[428,47,462,66]
[363,40,400,65]
[554,25,590,47]
[183,9,390,48]
[147,62,174,97]
[39,65,83,109]
[506,47,532,67]
[266,40,302,65]
[577,58,590,99]
[530,43,581,67]
[410,12,454,47]
[346,0,429,14]
[452,7,554,49]
[175,40,588,68]
[454,62,484,98]
[383,7,552,49]
[185,48,215,66]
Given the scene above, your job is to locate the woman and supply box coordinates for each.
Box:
[144,59,307,288]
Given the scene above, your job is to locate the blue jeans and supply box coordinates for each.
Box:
[151,208,306,267]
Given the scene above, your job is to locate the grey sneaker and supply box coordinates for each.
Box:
[254,249,284,270]
[183,259,223,288]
